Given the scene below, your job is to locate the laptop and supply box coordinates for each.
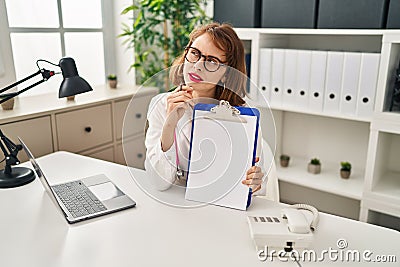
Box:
[18,137,136,224]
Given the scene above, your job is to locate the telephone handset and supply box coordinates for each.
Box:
[282,204,319,233]
[247,204,319,253]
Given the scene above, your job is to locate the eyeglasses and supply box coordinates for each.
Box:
[184,46,226,72]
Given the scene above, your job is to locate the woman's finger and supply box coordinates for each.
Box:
[246,166,261,175]
[168,90,193,101]
[168,94,193,104]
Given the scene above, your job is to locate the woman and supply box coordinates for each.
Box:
[145,22,275,200]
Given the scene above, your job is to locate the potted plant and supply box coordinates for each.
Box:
[340,161,352,179]
[119,0,211,89]
[107,74,117,89]
[0,93,15,110]
[280,154,290,167]
[307,158,321,174]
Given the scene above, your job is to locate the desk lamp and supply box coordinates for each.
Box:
[0,57,93,188]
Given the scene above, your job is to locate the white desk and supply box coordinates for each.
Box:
[0,152,399,267]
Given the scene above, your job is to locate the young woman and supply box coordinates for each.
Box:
[145,22,277,201]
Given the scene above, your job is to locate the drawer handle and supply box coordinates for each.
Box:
[84,126,92,133]
[137,153,143,158]
[135,113,142,119]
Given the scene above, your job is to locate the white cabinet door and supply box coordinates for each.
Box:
[84,146,114,162]
[115,135,146,169]
[115,94,154,140]
[0,116,53,167]
[56,104,113,152]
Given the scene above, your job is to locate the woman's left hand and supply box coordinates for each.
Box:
[242,157,263,193]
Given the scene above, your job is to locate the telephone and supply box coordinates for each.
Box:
[247,204,319,254]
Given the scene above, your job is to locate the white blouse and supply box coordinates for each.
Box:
[144,92,279,201]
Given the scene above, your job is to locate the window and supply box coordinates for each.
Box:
[4,0,112,96]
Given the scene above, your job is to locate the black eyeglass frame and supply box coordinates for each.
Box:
[184,46,226,72]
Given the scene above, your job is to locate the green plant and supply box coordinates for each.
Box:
[119,0,211,87]
[107,74,117,80]
[280,154,290,161]
[340,161,352,171]
[310,158,321,165]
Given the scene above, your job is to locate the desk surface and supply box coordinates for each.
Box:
[0,152,399,267]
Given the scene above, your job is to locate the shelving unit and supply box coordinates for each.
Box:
[277,156,364,200]
[236,28,400,230]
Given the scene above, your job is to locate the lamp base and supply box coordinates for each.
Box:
[0,167,35,188]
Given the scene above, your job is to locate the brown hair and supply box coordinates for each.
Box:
[170,22,247,106]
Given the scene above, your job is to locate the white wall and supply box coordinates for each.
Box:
[0,0,16,89]
[113,0,136,86]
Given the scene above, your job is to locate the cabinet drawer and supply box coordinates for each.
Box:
[115,135,146,169]
[115,94,154,140]
[56,104,113,152]
[0,116,53,167]
[84,146,114,162]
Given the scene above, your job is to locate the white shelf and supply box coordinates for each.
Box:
[362,197,400,219]
[277,157,364,200]
[372,113,400,134]
[246,96,372,123]
[370,171,400,205]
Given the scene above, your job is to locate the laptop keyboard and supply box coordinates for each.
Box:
[52,181,107,218]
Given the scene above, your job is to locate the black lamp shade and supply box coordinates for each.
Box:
[58,57,93,98]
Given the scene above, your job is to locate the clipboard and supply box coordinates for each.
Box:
[185,100,260,210]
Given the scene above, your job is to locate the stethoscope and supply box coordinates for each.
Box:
[174,130,185,181]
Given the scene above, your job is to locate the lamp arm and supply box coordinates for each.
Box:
[0,69,55,104]
[0,79,46,104]
[0,69,41,95]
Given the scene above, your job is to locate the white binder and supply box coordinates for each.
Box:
[282,49,298,108]
[270,49,285,108]
[324,51,344,114]
[296,50,312,110]
[356,53,381,118]
[259,48,273,104]
[185,101,260,210]
[308,50,327,112]
[340,52,362,115]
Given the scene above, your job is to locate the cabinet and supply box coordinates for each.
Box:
[236,28,400,229]
[0,85,158,171]
[56,103,113,153]
[0,116,53,168]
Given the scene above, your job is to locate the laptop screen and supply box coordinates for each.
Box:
[18,137,65,213]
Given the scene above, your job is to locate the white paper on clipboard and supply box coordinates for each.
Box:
[185,100,260,210]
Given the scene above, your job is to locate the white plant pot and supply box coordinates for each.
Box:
[307,163,321,174]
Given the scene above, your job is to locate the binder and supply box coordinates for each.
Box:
[258,48,273,104]
[308,50,327,112]
[324,51,344,114]
[356,53,380,117]
[185,100,260,210]
[270,49,285,108]
[282,49,297,108]
[340,52,362,115]
[296,50,312,110]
